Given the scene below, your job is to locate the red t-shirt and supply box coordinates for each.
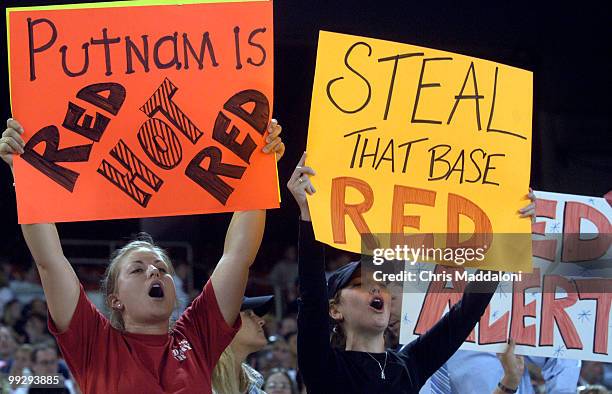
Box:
[48,281,240,394]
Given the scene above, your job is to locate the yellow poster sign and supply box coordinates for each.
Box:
[306,31,533,272]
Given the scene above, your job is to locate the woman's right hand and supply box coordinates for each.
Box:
[287,152,316,221]
[0,118,25,170]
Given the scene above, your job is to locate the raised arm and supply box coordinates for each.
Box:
[401,272,499,385]
[402,191,536,386]
[287,154,334,389]
[210,120,284,326]
[1,119,80,332]
[210,210,266,326]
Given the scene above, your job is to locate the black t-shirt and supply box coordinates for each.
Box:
[296,221,498,394]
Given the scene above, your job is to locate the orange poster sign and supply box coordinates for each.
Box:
[7,0,277,224]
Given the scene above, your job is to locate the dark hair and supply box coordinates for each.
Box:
[30,342,57,364]
[0,270,8,287]
[26,312,46,324]
[329,291,346,349]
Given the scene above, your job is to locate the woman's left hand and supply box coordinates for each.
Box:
[519,188,536,223]
[262,119,285,162]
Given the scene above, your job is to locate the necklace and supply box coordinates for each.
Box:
[366,351,388,380]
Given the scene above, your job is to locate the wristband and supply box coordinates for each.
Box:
[497,382,518,393]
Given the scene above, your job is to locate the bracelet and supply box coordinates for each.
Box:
[497,382,518,393]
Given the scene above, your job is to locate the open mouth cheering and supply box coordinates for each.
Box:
[369,297,384,311]
[148,282,165,299]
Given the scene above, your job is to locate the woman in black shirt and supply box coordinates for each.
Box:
[287,154,535,394]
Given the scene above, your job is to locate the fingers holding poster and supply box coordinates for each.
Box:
[7,0,277,223]
[306,31,533,272]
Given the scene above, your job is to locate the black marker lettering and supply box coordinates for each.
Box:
[140,78,203,144]
[125,35,150,74]
[27,17,58,81]
[60,43,90,77]
[76,82,126,116]
[153,32,181,70]
[223,89,270,136]
[246,27,266,67]
[98,139,163,208]
[378,52,424,121]
[411,57,452,124]
[185,146,246,205]
[137,118,183,170]
[182,32,218,70]
[90,28,121,76]
[447,62,484,130]
[326,42,372,114]
[22,125,92,192]
[486,67,527,140]
[428,144,452,181]
[233,26,242,69]
[213,112,257,164]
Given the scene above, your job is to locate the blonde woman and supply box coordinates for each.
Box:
[212,295,273,394]
[0,118,285,394]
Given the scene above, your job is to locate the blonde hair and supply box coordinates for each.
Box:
[100,233,174,330]
[212,346,261,394]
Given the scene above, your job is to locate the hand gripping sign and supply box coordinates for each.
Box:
[7,0,277,223]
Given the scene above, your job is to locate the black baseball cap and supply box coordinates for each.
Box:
[241,295,274,317]
[326,260,361,299]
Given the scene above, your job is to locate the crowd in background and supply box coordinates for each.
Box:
[1,244,611,394]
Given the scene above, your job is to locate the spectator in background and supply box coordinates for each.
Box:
[285,332,298,375]
[27,299,47,318]
[9,266,44,305]
[603,364,612,389]
[419,348,581,393]
[324,253,351,280]
[268,246,298,292]
[212,295,274,394]
[253,348,274,378]
[277,316,297,338]
[2,300,22,329]
[580,362,606,387]
[268,246,298,316]
[12,343,76,394]
[284,278,300,316]
[174,262,197,299]
[269,336,294,371]
[171,262,190,320]
[0,270,15,316]
[1,324,18,371]
[264,368,298,394]
[577,385,610,394]
[9,344,33,376]
[6,344,33,392]
[23,313,53,345]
